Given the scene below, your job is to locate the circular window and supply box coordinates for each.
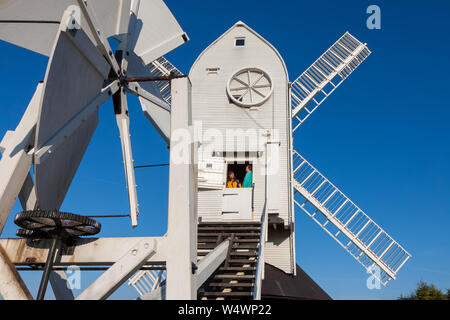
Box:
[227,68,273,107]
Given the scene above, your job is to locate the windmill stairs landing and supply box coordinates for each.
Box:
[197,221,262,300]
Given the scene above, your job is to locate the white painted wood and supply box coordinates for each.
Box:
[34,81,119,165]
[0,236,167,265]
[197,157,226,190]
[195,239,229,289]
[18,173,38,211]
[0,244,33,300]
[49,270,75,300]
[140,239,230,300]
[190,21,295,273]
[141,284,165,300]
[222,188,252,220]
[264,229,293,274]
[114,86,139,227]
[76,239,156,300]
[266,142,280,214]
[128,0,188,65]
[76,0,121,75]
[166,78,196,300]
[33,14,110,210]
[0,0,130,56]
[0,83,42,235]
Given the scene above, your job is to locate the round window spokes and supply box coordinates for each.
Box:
[227,68,273,107]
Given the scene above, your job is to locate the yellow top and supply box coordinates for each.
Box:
[227,179,241,188]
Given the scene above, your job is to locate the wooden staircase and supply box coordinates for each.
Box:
[197,221,262,300]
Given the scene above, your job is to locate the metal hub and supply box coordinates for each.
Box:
[13,210,101,300]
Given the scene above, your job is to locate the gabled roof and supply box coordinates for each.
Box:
[189,21,288,79]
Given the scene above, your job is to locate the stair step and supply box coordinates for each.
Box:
[214,274,254,280]
[198,232,260,238]
[198,251,257,257]
[198,226,261,231]
[199,222,260,226]
[201,291,252,297]
[198,243,258,250]
[227,259,256,264]
[219,267,256,271]
[233,244,258,249]
[230,252,257,257]
[198,238,259,243]
[208,282,254,287]
[197,251,212,257]
[196,222,261,299]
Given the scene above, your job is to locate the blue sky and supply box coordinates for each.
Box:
[1,0,449,300]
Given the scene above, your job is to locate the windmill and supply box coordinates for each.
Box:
[0,2,410,301]
[182,22,411,299]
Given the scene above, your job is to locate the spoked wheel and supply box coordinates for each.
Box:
[14,210,101,300]
[15,210,101,238]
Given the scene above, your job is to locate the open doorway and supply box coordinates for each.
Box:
[226,161,252,188]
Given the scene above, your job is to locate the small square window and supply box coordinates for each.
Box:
[235,38,245,46]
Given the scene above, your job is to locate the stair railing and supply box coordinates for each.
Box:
[253,139,272,300]
[253,203,267,300]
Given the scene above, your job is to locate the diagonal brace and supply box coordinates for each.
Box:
[76,239,156,300]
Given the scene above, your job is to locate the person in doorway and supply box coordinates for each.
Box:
[242,164,253,188]
[227,171,241,188]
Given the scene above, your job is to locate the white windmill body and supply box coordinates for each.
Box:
[190,22,296,275]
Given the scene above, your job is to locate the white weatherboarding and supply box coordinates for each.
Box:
[0,1,410,300]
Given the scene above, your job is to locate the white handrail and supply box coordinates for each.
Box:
[253,204,267,300]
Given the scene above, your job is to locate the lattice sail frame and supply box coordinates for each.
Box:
[291,32,371,131]
[148,56,183,105]
[292,151,411,285]
[128,266,166,298]
[290,32,410,285]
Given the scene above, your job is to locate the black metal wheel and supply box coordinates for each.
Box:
[14,210,101,238]
[16,228,51,239]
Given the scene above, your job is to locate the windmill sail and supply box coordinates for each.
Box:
[0,0,130,57]
[291,32,371,131]
[292,151,411,285]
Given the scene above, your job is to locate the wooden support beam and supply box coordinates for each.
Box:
[165,78,197,300]
[0,237,167,266]
[76,239,156,300]
[0,244,33,300]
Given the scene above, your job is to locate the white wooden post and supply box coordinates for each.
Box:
[166,77,197,300]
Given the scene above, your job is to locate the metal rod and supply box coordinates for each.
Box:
[134,163,169,169]
[124,75,187,82]
[17,266,166,271]
[36,236,59,300]
[86,214,129,218]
